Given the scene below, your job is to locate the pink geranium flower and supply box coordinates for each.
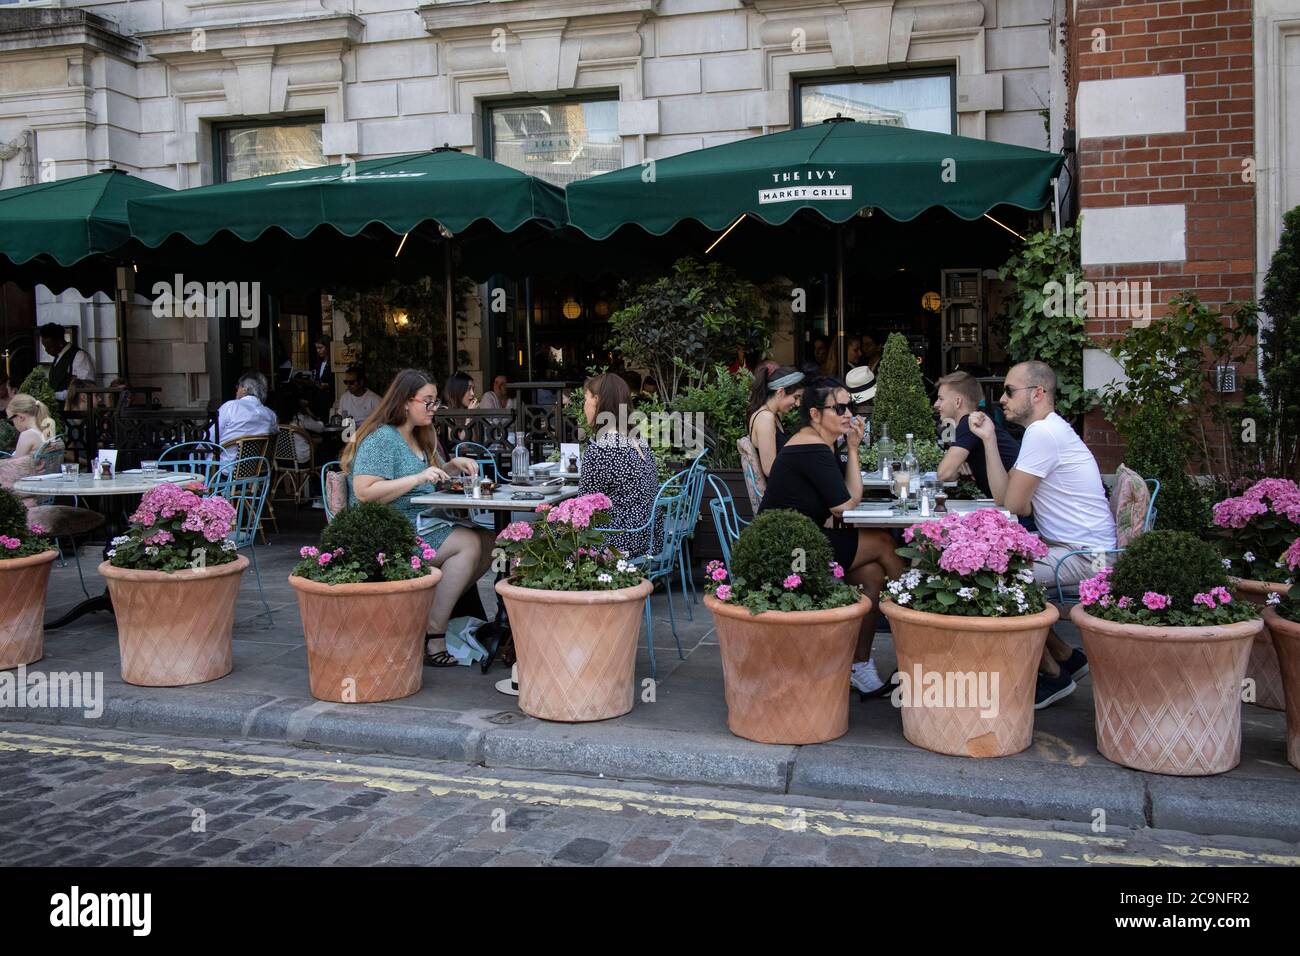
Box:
[714,584,732,601]
[1141,591,1170,611]
[783,573,802,589]
[318,552,333,566]
[829,562,845,579]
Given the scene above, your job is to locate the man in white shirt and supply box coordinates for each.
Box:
[213,371,279,461]
[39,323,96,404]
[336,365,381,425]
[477,374,512,411]
[968,360,1117,709]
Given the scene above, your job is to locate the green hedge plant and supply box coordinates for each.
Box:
[294,501,437,584]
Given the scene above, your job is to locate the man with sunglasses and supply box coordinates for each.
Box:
[968,361,1115,709]
[336,365,380,426]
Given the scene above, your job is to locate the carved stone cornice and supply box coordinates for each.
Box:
[418,0,657,37]
[136,12,364,63]
[0,8,139,59]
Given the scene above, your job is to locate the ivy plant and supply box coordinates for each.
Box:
[1254,204,1300,480]
[996,223,1093,421]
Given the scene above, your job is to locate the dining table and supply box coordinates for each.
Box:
[842,498,1015,529]
[14,469,199,629]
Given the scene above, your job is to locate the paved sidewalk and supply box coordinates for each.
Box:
[7,518,1299,841]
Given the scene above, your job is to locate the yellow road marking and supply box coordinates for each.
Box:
[2,729,1295,865]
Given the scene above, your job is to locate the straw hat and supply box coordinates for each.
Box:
[846,365,876,405]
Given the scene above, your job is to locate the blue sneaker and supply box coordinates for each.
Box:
[1058,648,1088,681]
[1034,669,1078,710]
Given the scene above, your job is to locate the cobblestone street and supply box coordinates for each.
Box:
[2,723,1297,868]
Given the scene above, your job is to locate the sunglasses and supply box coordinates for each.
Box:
[819,402,851,415]
[343,380,357,387]
[1002,384,1040,397]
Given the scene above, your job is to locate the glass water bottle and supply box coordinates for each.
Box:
[511,440,530,483]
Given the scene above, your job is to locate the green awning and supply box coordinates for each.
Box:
[0,168,172,294]
[566,119,1065,239]
[127,148,568,248]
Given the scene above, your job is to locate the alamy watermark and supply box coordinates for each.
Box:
[151,273,261,329]
[890,665,1000,718]
[0,665,104,719]
[1043,273,1153,323]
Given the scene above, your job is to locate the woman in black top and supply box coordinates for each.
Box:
[760,377,905,660]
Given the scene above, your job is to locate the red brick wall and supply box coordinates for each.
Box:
[1073,0,1255,472]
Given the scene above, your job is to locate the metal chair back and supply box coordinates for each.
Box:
[705,473,748,571]
[452,441,502,483]
[160,440,225,487]
[213,457,271,550]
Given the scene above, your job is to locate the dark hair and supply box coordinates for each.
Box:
[345,364,366,386]
[341,368,440,472]
[444,370,474,409]
[38,323,67,343]
[583,373,633,435]
[746,364,799,426]
[797,376,848,428]
[617,369,643,392]
[315,334,331,350]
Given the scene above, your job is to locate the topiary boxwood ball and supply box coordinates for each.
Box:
[319,501,420,583]
[730,509,837,596]
[1108,529,1230,610]
[0,488,28,539]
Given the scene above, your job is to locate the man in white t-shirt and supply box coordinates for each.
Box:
[968,360,1117,709]
[336,365,381,425]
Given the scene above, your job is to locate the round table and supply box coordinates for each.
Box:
[13,470,198,629]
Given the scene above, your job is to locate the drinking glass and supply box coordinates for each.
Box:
[61,463,79,482]
[141,460,160,478]
[892,462,911,509]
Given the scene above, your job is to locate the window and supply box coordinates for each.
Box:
[798,74,954,134]
[215,119,325,183]
[485,98,620,187]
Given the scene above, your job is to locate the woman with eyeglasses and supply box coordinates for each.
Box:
[343,369,496,667]
[759,377,905,695]
[5,394,57,459]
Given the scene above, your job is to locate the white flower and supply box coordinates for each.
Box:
[1243,551,1256,563]
[221,540,237,551]
[902,569,922,589]
[896,592,912,605]
[956,587,977,599]
[1016,568,1035,584]
[616,559,634,573]
[597,573,612,584]
[564,560,574,570]
[145,546,159,556]
[887,578,904,594]
[1223,559,1233,569]
[111,534,130,547]
[106,549,116,558]
[926,575,940,584]
[1266,592,1282,606]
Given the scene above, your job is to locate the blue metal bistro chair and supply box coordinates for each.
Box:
[705,473,749,573]
[1053,475,1160,606]
[159,440,226,488]
[212,456,273,623]
[674,448,711,616]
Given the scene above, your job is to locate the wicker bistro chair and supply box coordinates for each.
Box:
[211,456,273,622]
[594,468,695,680]
[159,440,225,488]
[26,435,102,598]
[705,473,749,573]
[1052,470,1160,606]
[220,435,275,540]
[271,425,315,507]
[320,460,349,523]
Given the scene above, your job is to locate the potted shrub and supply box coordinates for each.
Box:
[880,509,1059,758]
[288,501,442,703]
[1071,530,1264,776]
[1211,477,1300,710]
[495,493,651,722]
[703,509,869,744]
[0,489,56,670]
[862,332,943,473]
[1261,537,1300,770]
[100,481,245,686]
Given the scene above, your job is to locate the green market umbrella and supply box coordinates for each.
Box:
[567,118,1065,371]
[127,147,569,362]
[0,167,172,295]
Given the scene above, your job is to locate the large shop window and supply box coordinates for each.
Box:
[798,74,954,134]
[216,120,325,183]
[485,99,620,187]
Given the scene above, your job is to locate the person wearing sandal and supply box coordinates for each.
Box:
[344,368,497,667]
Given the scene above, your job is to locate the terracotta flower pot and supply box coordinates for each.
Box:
[0,550,58,670]
[289,569,441,704]
[880,600,1059,758]
[706,592,872,744]
[1263,608,1300,771]
[1232,578,1292,711]
[100,555,248,687]
[1071,604,1263,776]
[496,577,653,722]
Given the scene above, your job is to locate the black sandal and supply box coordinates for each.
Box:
[424,634,457,668]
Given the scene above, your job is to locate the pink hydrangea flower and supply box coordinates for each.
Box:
[1142,591,1170,611]
[497,521,534,542]
[783,573,802,589]
[1285,537,1300,573]
[907,509,1047,578]
[714,584,732,601]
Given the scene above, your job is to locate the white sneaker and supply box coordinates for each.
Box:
[850,659,886,695]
